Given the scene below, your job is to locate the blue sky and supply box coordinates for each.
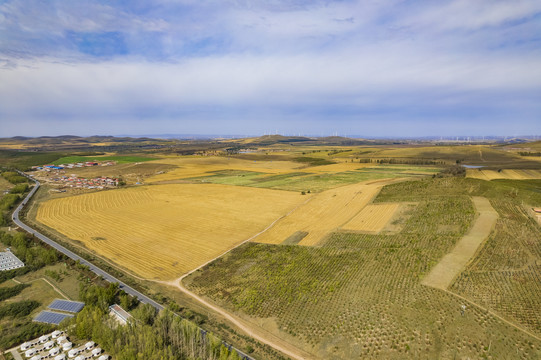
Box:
[0,0,540,137]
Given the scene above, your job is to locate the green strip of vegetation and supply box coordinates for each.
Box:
[0,283,30,301]
[293,156,335,166]
[0,300,40,319]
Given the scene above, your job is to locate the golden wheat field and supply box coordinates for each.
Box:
[36,184,304,280]
[145,156,304,183]
[466,169,541,180]
[341,203,400,233]
[252,180,399,246]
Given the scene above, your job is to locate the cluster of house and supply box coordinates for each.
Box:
[32,161,115,171]
[53,175,120,189]
[20,331,109,360]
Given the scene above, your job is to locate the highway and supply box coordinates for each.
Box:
[10,172,254,360]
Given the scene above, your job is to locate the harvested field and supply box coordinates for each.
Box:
[36,184,304,280]
[467,169,541,180]
[253,180,394,246]
[341,203,400,233]
[422,197,498,289]
[146,156,303,183]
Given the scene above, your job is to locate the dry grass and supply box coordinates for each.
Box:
[341,203,400,233]
[36,184,304,280]
[252,180,397,246]
[467,169,541,180]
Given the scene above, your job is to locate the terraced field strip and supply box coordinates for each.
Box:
[36,184,304,280]
[341,203,400,233]
[422,197,498,289]
[253,180,398,246]
[467,169,541,180]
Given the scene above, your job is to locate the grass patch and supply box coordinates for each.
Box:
[293,157,335,166]
[281,231,308,245]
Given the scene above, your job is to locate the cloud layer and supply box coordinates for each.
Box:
[1,0,540,137]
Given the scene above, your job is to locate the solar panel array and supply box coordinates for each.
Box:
[48,299,85,313]
[34,311,74,325]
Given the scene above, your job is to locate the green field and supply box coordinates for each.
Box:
[52,155,156,165]
[185,177,541,359]
[185,165,440,192]
[0,150,65,170]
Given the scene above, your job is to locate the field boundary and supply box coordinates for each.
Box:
[422,196,498,289]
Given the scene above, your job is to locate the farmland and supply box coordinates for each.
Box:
[467,168,541,180]
[185,177,541,359]
[252,180,391,246]
[342,203,400,233]
[9,136,541,359]
[147,155,438,192]
[35,183,304,280]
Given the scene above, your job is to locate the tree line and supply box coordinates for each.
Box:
[71,283,244,360]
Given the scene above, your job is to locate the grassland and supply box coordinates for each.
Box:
[0,175,13,193]
[185,177,541,359]
[36,184,305,280]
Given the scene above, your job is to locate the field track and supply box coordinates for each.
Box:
[422,197,498,289]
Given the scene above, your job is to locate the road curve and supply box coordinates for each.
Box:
[10,172,254,360]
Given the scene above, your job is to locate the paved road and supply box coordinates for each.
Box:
[11,172,254,360]
[11,173,164,309]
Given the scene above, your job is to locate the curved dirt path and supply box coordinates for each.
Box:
[422,196,498,289]
[159,197,317,360]
[164,278,315,360]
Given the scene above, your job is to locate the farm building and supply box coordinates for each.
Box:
[109,304,132,325]
[0,248,25,271]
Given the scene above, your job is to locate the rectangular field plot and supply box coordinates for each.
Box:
[48,299,85,313]
[34,311,74,325]
[342,203,400,233]
[36,183,304,280]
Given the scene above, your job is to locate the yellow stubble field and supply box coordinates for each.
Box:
[145,156,304,182]
[341,203,400,233]
[36,184,304,280]
[466,169,541,180]
[252,180,395,246]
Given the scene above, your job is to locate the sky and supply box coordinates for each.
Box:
[0,0,540,138]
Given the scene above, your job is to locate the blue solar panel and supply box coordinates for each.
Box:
[34,311,74,325]
[48,299,85,313]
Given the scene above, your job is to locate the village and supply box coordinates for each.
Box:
[31,162,120,190]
